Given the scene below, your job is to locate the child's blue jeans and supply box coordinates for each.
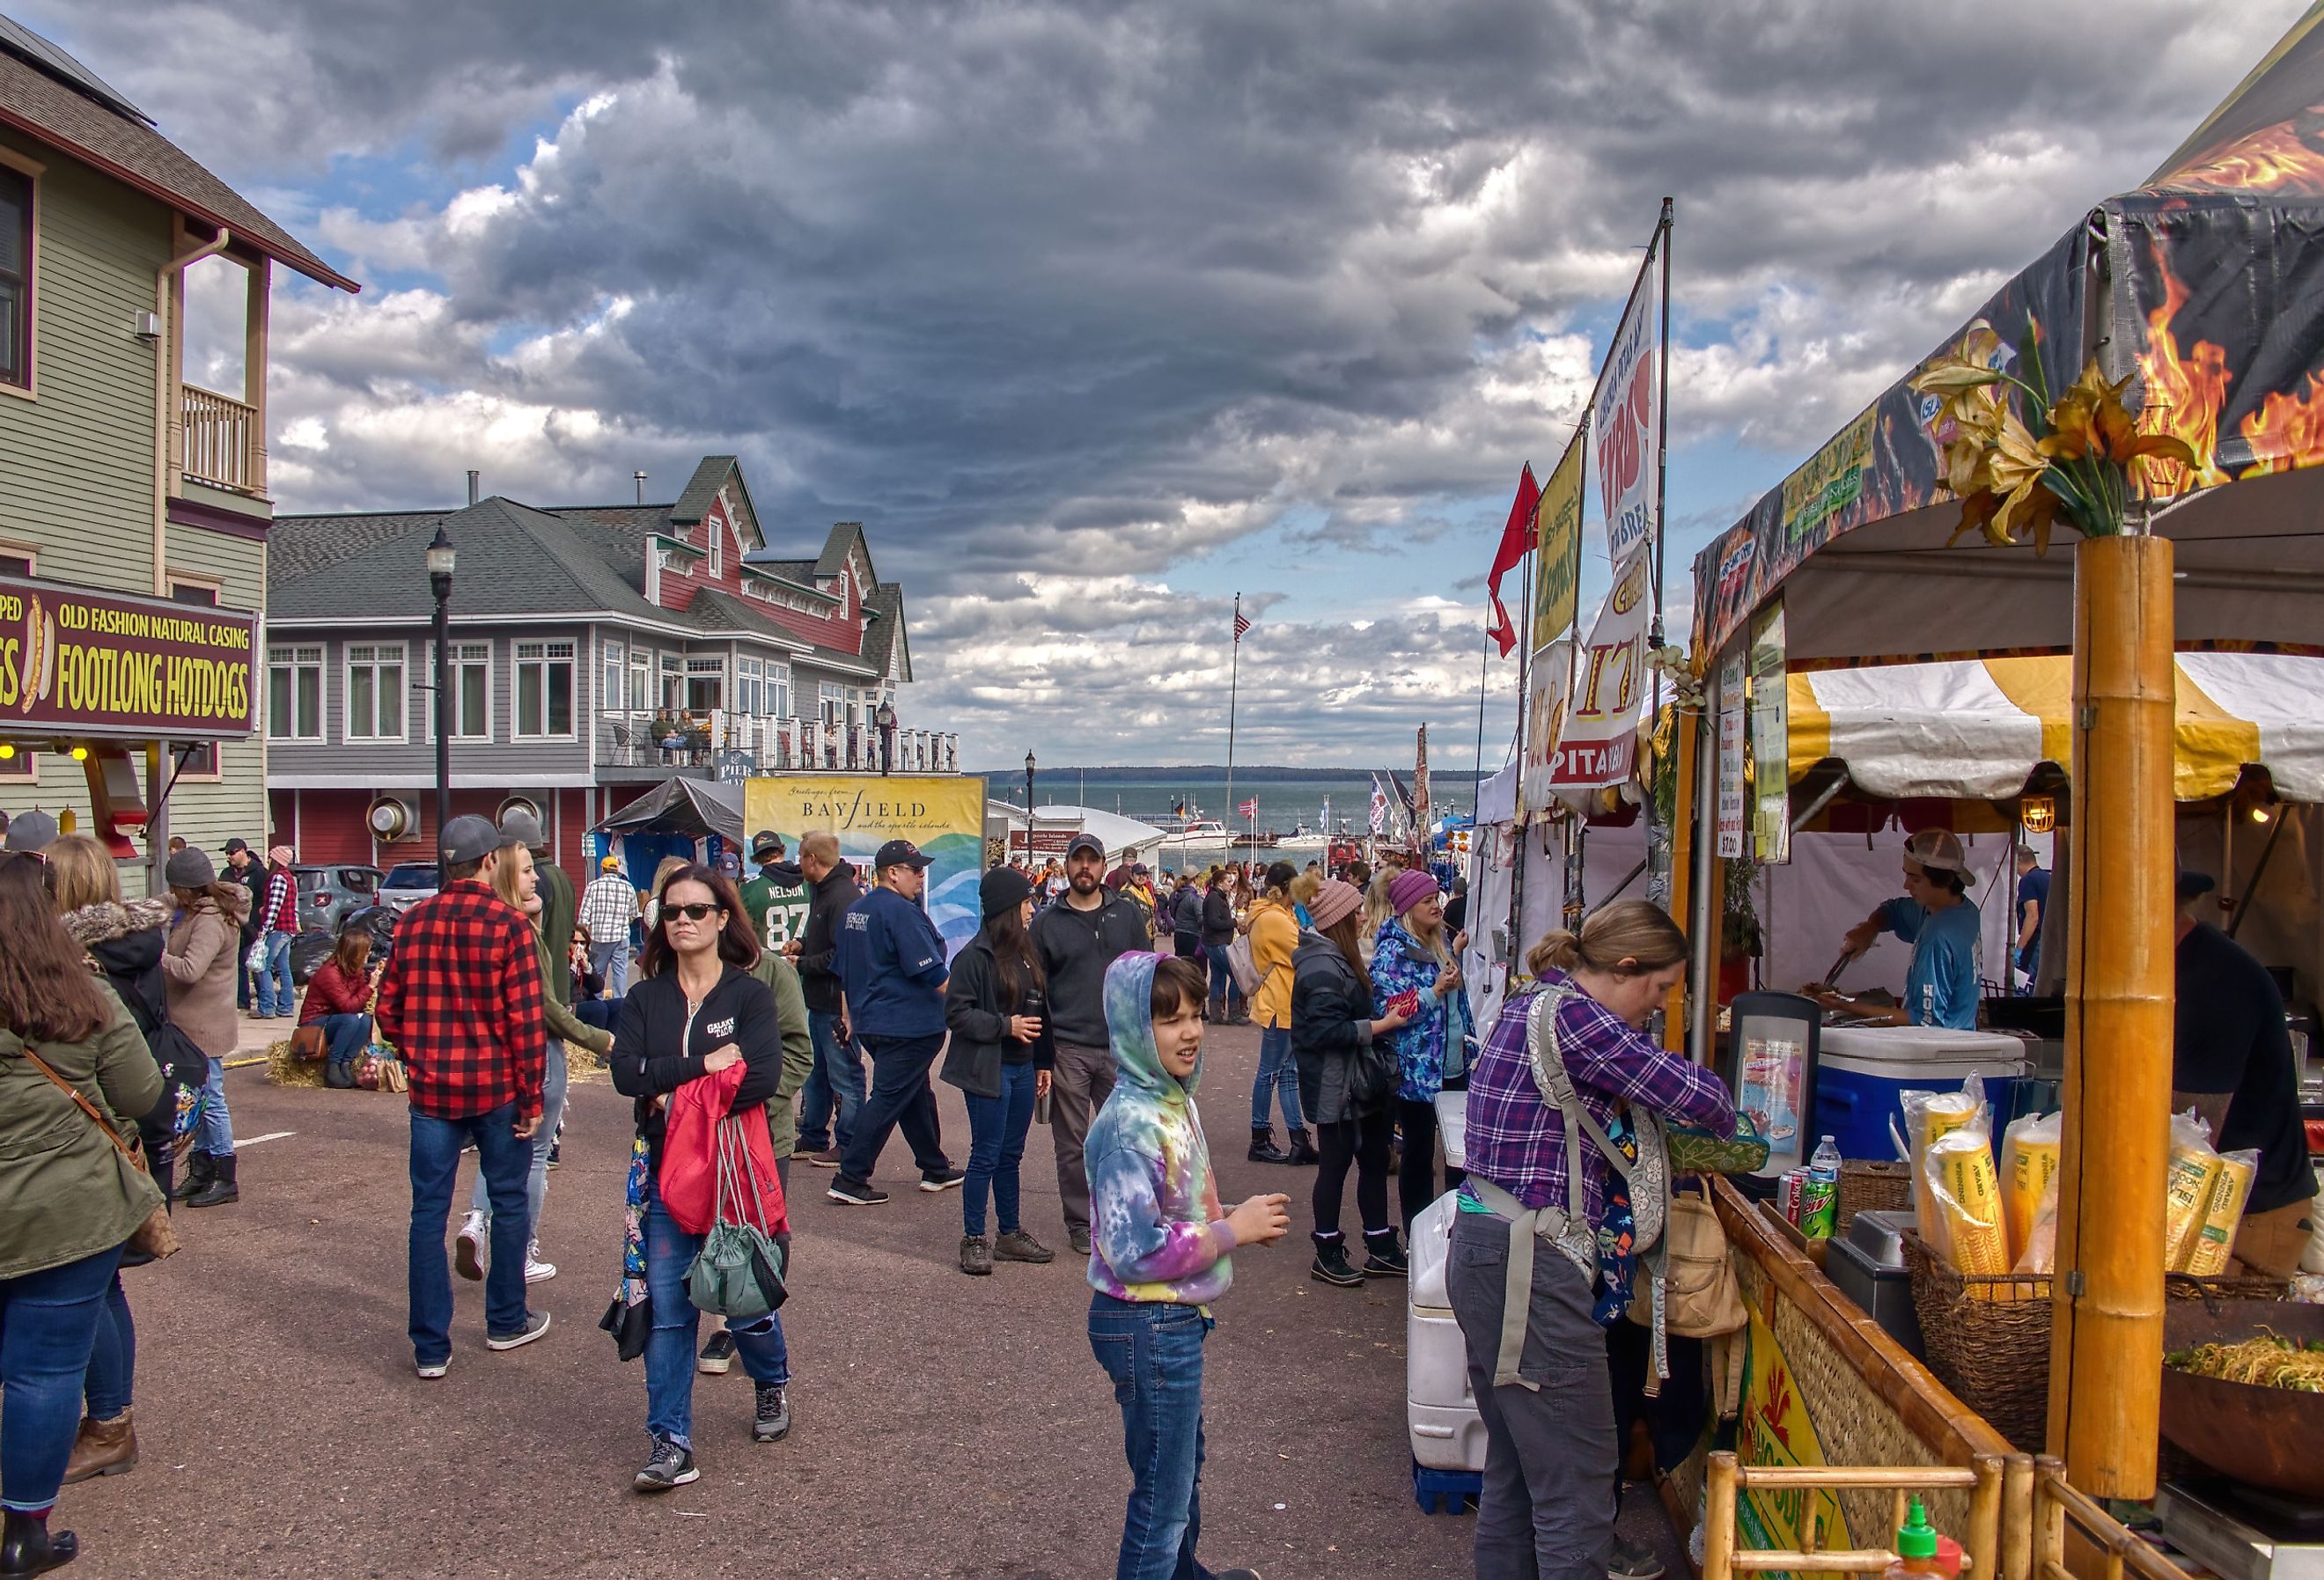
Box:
[1088,1292,1218,1580]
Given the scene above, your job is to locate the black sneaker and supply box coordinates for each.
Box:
[1310,1236,1364,1288]
[634,1435,698,1492]
[697,1331,736,1375]
[1609,1534,1666,1580]
[918,1167,966,1193]
[485,1311,552,1351]
[1363,1231,1409,1279]
[1068,1225,1092,1256]
[752,1383,791,1443]
[827,1175,889,1206]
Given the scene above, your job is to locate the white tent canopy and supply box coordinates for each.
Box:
[1789,650,2324,803]
[989,803,1169,863]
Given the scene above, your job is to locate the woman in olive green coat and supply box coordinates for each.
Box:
[0,852,165,1576]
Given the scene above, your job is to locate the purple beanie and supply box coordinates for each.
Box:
[1387,869,1439,917]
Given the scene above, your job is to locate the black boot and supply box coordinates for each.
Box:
[1206,996,1225,1025]
[0,1509,77,1576]
[186,1153,238,1209]
[1309,1232,1363,1287]
[171,1151,214,1203]
[1363,1228,1409,1278]
[1247,1127,1290,1165]
[323,1057,355,1091]
[1285,1127,1320,1165]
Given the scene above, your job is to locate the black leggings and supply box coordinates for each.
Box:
[1398,1097,1466,1228]
[1312,1110,1394,1238]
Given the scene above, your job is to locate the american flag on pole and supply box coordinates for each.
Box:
[1238,797,1257,819]
[1233,610,1252,642]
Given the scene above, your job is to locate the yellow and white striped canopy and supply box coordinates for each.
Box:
[1786,652,2324,802]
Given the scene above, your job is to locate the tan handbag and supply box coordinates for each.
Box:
[18,1046,179,1261]
[1630,1179,1744,1339]
[288,1023,327,1062]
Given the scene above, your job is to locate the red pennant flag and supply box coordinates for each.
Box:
[1485,464,1540,657]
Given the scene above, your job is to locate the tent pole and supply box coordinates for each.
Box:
[2047,532,2172,1499]
[1674,683,1715,1057]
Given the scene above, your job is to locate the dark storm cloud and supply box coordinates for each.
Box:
[26,0,2302,761]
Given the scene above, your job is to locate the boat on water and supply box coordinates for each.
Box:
[1154,818,1232,850]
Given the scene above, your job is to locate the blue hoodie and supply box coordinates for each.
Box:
[1084,952,1234,1305]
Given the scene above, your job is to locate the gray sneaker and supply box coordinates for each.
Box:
[1609,1534,1666,1580]
[959,1234,993,1276]
[634,1435,697,1492]
[1068,1225,1092,1255]
[992,1230,1055,1264]
[484,1311,551,1351]
[752,1383,791,1444]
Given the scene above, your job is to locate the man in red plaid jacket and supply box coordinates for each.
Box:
[378,814,553,1375]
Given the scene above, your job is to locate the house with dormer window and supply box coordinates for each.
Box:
[261,455,947,886]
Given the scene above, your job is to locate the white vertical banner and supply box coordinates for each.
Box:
[1549,550,1651,792]
[1716,646,1747,858]
[1519,639,1572,820]
[1591,254,1661,575]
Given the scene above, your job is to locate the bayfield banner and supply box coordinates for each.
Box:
[1519,640,1571,819]
[1530,436,1584,651]
[1592,257,1661,572]
[0,575,255,739]
[1550,549,1651,790]
[742,775,986,958]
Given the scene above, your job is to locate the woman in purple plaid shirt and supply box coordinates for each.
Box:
[1449,900,1732,1580]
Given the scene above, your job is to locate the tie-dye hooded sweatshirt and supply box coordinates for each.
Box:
[1085,952,1235,1305]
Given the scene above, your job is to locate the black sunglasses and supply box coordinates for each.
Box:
[664,902,721,922]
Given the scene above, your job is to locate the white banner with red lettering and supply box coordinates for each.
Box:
[1549,549,1651,791]
[1518,640,1571,820]
[1592,258,1660,575]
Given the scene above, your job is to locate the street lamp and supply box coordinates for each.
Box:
[1024,751,1036,856]
[427,523,456,841]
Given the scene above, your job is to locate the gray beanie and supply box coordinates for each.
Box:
[165,846,217,888]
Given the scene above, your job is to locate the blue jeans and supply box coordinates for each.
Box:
[0,1244,123,1510]
[321,1012,372,1066]
[408,1101,533,1365]
[1207,954,1234,1008]
[1089,1294,1215,1580]
[963,1061,1039,1238]
[83,1273,134,1418]
[796,1008,865,1154]
[575,997,621,1033]
[644,1179,788,1449]
[195,1055,234,1157]
[590,937,630,999]
[254,929,294,1016]
[1250,1024,1303,1131]
[471,1041,567,1241]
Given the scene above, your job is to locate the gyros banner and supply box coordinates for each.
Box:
[0,575,256,739]
[1548,549,1651,791]
[1592,258,1661,574]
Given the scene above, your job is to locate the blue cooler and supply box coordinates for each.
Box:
[1813,1025,2032,1162]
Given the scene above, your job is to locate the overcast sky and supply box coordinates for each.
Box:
[18,0,2306,768]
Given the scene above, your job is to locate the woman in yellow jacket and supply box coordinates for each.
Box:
[1244,860,1317,1165]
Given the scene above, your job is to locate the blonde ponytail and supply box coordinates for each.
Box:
[1526,900,1688,980]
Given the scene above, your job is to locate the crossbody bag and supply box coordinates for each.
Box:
[17,1046,178,1261]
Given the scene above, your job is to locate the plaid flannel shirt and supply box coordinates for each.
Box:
[1461,970,1734,1227]
[261,868,297,934]
[376,878,547,1121]
[579,873,636,942]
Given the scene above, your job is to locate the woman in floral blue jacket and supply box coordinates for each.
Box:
[1371,868,1474,1233]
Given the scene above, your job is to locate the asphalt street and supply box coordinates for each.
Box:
[57,1013,1507,1579]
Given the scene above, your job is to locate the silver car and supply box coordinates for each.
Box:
[378,862,439,915]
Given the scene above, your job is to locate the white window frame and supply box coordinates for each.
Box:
[0,144,41,400]
[514,639,577,739]
[706,513,723,579]
[602,638,624,713]
[0,537,34,576]
[268,644,324,742]
[344,641,408,743]
[769,663,791,721]
[736,655,762,716]
[431,640,492,742]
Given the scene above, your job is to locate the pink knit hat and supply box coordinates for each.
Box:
[1387,868,1439,916]
[1308,878,1363,931]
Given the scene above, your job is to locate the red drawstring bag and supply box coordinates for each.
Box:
[658,1063,789,1235]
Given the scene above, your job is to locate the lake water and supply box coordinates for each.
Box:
[976,769,1482,838]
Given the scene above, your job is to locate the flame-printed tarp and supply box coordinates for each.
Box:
[1692,4,2324,665]
[1786,651,2324,803]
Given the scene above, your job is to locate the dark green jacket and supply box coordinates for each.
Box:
[536,859,577,1010]
[747,951,815,1158]
[0,982,165,1280]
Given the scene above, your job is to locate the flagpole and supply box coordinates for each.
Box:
[1471,619,1489,817]
[1226,592,1240,860]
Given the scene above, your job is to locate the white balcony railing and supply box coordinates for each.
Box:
[181,383,260,493]
[598,711,957,775]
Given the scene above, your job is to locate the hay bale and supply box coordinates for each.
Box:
[266,1040,327,1088]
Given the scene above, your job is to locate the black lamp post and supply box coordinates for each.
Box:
[1024,751,1036,856]
[426,523,456,841]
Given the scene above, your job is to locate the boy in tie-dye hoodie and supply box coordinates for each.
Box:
[1085,952,1288,1580]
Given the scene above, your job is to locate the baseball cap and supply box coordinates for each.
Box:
[3,809,57,854]
[223,837,249,856]
[1065,833,1106,861]
[440,813,506,865]
[498,808,547,850]
[751,829,784,859]
[599,855,621,871]
[1903,828,1968,875]
[875,838,932,871]
[2176,869,2217,903]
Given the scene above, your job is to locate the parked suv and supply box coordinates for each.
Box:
[291,864,383,934]
[379,863,440,915]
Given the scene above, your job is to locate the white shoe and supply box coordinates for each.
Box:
[416,1359,449,1379]
[454,1212,485,1282]
[524,1241,557,1283]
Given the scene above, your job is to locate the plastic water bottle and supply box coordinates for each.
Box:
[1801,1135,1842,1238]
[1809,1135,1842,1177]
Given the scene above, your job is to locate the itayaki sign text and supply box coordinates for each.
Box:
[0,576,257,739]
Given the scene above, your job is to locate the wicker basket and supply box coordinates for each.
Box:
[1901,1231,2289,1455]
[1837,1159,1912,1237]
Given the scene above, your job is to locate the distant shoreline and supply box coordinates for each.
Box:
[966,764,1484,783]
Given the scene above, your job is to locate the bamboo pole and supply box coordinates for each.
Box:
[2046,533,2173,1498]
[1705,1451,1739,1580]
